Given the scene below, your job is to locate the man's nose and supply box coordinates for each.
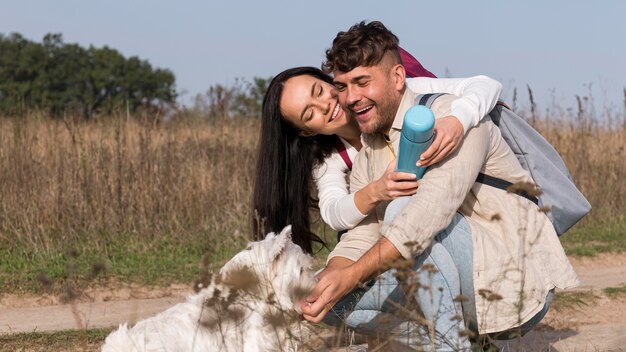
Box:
[344,85,361,107]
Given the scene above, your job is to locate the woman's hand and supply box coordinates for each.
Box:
[354,162,419,215]
[417,115,464,167]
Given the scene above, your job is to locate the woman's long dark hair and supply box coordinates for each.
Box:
[252,67,337,254]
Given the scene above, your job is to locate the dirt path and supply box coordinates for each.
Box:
[1,253,625,350]
[496,253,626,352]
[495,296,626,352]
[0,283,192,334]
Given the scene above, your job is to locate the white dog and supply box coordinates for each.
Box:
[102,225,316,352]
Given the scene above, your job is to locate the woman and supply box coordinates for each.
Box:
[252,62,502,254]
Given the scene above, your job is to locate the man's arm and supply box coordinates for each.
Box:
[301,147,386,322]
[301,237,401,323]
[344,236,401,282]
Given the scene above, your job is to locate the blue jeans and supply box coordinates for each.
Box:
[324,197,553,351]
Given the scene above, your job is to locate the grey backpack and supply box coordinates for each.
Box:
[416,93,591,236]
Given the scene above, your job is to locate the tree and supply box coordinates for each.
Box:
[191,76,271,119]
[0,32,177,118]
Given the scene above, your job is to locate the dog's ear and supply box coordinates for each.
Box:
[220,226,292,276]
[267,225,292,261]
[264,230,277,240]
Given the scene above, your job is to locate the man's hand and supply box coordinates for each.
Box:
[418,115,464,167]
[301,238,403,323]
[300,265,359,323]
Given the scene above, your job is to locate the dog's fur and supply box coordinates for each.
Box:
[101,226,316,352]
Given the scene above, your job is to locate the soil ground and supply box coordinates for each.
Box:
[1,253,625,351]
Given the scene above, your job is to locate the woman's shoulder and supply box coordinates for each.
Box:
[336,136,358,161]
[312,146,352,182]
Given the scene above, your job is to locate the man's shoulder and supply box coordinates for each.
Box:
[428,94,459,119]
[402,86,459,119]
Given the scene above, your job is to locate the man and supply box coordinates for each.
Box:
[300,21,578,350]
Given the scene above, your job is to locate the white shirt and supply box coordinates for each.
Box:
[313,75,503,231]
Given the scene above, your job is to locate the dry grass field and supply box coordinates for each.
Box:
[0,96,625,350]
[1,113,266,292]
[1,100,625,288]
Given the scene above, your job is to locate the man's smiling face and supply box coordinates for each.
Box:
[332,52,406,135]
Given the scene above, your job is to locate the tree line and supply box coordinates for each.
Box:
[0,32,177,118]
[0,32,272,119]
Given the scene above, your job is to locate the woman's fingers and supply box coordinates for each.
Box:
[418,133,442,166]
[425,142,455,165]
[419,115,464,167]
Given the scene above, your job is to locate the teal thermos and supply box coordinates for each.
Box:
[396,105,435,178]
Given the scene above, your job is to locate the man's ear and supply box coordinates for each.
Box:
[392,63,406,91]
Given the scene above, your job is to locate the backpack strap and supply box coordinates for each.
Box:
[334,137,353,171]
[413,94,539,205]
[488,101,511,127]
[476,173,539,205]
[415,92,446,107]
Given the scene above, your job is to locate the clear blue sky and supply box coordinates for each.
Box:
[2,0,625,111]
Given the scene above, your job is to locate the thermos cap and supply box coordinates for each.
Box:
[402,105,435,143]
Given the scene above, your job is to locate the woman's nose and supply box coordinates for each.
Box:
[329,86,338,99]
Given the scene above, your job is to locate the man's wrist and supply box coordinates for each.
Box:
[326,256,354,271]
[345,263,366,289]
[352,238,403,284]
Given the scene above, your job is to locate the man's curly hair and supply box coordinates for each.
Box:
[322,21,402,74]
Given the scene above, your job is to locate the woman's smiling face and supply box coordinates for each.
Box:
[279,74,347,137]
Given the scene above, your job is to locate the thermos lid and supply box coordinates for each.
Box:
[402,105,435,143]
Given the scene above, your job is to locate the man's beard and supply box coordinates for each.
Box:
[356,93,398,135]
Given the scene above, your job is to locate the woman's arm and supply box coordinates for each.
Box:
[406,75,503,133]
[313,153,367,232]
[315,154,418,231]
[352,162,418,215]
[406,75,502,166]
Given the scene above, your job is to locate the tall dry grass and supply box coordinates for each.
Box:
[0,96,624,258]
[0,113,258,254]
[521,93,626,224]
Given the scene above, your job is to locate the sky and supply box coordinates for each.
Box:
[2,0,625,111]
